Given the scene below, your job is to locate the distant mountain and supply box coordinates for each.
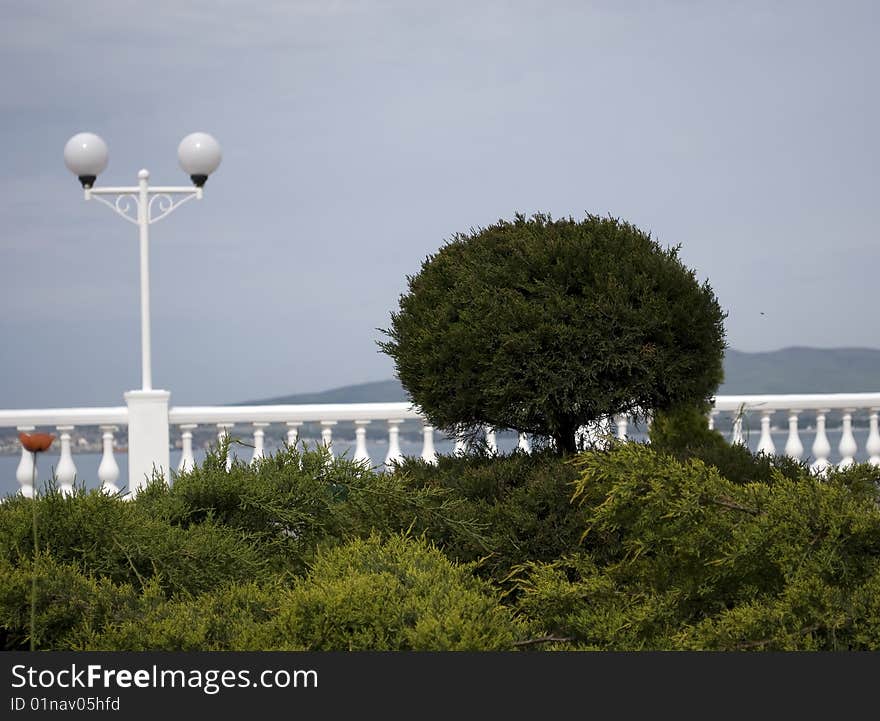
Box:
[719,347,880,395]
[242,347,880,405]
[241,379,410,406]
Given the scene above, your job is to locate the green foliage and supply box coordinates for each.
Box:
[649,403,806,485]
[5,436,880,651]
[512,443,880,649]
[255,533,521,650]
[62,535,521,651]
[380,213,727,452]
[392,450,586,584]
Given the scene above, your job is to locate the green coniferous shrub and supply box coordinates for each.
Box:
[391,449,587,584]
[380,213,727,453]
[649,402,806,485]
[512,443,880,650]
[252,533,523,650]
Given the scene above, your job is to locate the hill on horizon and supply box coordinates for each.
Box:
[241,346,880,405]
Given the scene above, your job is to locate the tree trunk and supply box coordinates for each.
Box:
[553,427,579,456]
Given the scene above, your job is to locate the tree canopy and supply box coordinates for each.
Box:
[380,213,727,452]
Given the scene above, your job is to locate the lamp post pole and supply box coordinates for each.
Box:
[63,132,221,493]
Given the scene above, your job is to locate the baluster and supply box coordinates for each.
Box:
[731,415,744,446]
[385,419,404,468]
[320,421,336,459]
[867,410,880,467]
[708,411,717,431]
[15,425,36,498]
[838,409,857,470]
[55,425,77,495]
[644,411,652,444]
[757,411,775,456]
[178,424,197,473]
[285,421,302,448]
[518,433,531,453]
[353,420,372,466]
[810,410,831,475]
[251,422,268,465]
[616,416,628,441]
[421,424,438,465]
[216,423,234,471]
[485,426,497,454]
[784,412,804,460]
[97,425,121,494]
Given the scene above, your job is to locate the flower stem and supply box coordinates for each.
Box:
[30,452,38,652]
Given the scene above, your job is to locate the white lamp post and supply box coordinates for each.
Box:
[63,131,222,493]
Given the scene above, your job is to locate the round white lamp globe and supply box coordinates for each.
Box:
[63,132,109,188]
[177,132,222,187]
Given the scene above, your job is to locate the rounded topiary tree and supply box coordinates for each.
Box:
[380,213,727,454]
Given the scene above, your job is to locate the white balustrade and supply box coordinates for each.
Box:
[756,411,776,456]
[286,421,302,449]
[4,394,880,498]
[784,412,804,460]
[15,425,36,498]
[838,410,857,470]
[97,425,121,494]
[216,423,234,471]
[177,424,197,474]
[810,411,831,475]
[731,416,744,446]
[354,420,371,466]
[55,425,77,495]
[421,424,438,465]
[385,419,404,467]
[868,410,880,467]
[251,422,268,465]
[320,421,336,460]
[518,432,531,453]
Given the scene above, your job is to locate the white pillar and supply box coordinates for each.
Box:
[97,425,121,494]
[784,412,804,460]
[125,389,171,493]
[15,425,36,498]
[251,422,268,465]
[178,424,197,474]
[731,415,745,446]
[421,424,438,465]
[216,422,234,471]
[518,432,531,453]
[320,421,336,459]
[55,425,76,496]
[616,417,628,441]
[838,410,857,470]
[385,419,404,468]
[810,410,831,476]
[757,411,775,456]
[867,410,880,467]
[708,411,717,431]
[286,421,302,449]
[354,420,371,466]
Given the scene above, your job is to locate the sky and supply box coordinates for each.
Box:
[1,1,878,409]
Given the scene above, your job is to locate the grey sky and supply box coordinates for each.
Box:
[1,1,877,409]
